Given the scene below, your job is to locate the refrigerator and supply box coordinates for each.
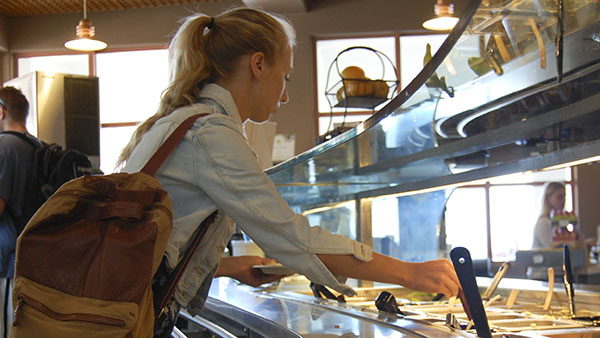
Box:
[4,71,100,169]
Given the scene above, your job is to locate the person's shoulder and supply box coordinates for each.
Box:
[0,132,38,155]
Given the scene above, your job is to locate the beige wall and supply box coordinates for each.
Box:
[574,163,600,241]
[2,0,467,154]
[0,13,7,82]
[0,14,7,51]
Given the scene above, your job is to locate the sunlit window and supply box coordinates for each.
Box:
[96,49,169,174]
[16,50,169,175]
[18,54,89,76]
[444,168,573,263]
[315,36,397,138]
[445,187,488,259]
[96,50,169,124]
[314,34,447,140]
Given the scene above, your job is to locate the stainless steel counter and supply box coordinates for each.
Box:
[177,276,600,337]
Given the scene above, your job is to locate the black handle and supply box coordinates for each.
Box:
[563,244,576,315]
[375,291,405,316]
[450,247,492,338]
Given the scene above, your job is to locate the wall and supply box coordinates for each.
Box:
[0,13,8,82]
[574,162,600,242]
[3,0,468,154]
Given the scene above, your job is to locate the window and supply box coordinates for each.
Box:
[315,36,397,139]
[96,49,169,174]
[17,54,89,77]
[444,168,573,262]
[16,49,169,175]
[314,34,446,140]
[445,187,488,259]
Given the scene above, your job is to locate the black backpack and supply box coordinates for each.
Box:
[1,131,92,231]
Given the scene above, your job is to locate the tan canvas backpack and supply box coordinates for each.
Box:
[11,114,207,337]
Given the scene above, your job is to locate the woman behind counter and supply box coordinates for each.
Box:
[117,7,461,336]
[532,182,566,249]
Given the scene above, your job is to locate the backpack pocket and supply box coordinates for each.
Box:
[12,277,138,338]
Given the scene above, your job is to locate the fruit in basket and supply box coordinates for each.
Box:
[336,86,346,102]
[341,66,365,79]
[372,80,389,98]
[340,66,374,97]
[347,77,374,97]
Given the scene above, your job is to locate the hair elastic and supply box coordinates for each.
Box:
[207,17,215,29]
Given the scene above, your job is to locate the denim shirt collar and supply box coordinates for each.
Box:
[197,84,243,127]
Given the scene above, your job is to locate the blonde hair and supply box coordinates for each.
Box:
[540,182,565,218]
[116,7,295,168]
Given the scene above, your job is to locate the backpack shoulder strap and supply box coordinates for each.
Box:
[0,131,40,148]
[141,114,207,176]
[153,210,219,317]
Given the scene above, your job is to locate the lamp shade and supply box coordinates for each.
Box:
[64,3,107,52]
[422,16,459,31]
[422,0,459,31]
[64,38,107,51]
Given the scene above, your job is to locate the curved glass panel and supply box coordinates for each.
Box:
[269,0,600,213]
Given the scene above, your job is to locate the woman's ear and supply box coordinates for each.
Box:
[249,51,266,79]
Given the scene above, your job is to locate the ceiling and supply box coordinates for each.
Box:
[0,0,310,17]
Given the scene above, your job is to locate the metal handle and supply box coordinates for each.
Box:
[450,247,492,338]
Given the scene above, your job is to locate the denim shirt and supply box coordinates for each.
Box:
[123,84,373,313]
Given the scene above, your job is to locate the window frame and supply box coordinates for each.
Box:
[13,45,168,174]
[14,45,167,130]
[311,33,401,140]
[452,169,576,263]
[312,31,452,140]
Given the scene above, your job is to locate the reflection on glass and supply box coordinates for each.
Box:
[269,0,600,274]
[303,201,357,241]
[372,190,449,262]
[400,34,447,90]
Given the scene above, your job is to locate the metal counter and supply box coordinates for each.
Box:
[177,276,600,337]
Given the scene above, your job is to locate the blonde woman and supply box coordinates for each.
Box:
[118,7,461,336]
[532,182,566,249]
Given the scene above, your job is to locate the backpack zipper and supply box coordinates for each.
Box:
[14,293,127,328]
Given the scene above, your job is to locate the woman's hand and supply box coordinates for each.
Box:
[317,252,461,298]
[216,255,289,287]
[397,259,461,297]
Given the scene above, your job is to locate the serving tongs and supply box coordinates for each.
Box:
[451,247,492,338]
[309,282,346,303]
[483,262,510,301]
[562,244,576,316]
[559,245,600,326]
[375,291,406,316]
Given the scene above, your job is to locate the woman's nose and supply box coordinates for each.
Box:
[280,88,289,104]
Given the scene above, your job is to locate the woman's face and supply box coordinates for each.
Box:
[548,188,566,210]
[250,45,293,123]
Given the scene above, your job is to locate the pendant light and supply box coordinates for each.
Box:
[64,0,107,51]
[422,0,459,31]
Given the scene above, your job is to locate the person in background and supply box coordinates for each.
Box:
[117,7,461,336]
[0,87,41,338]
[532,182,566,249]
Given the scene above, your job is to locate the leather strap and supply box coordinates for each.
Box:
[154,210,218,316]
[82,175,166,204]
[141,114,207,176]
